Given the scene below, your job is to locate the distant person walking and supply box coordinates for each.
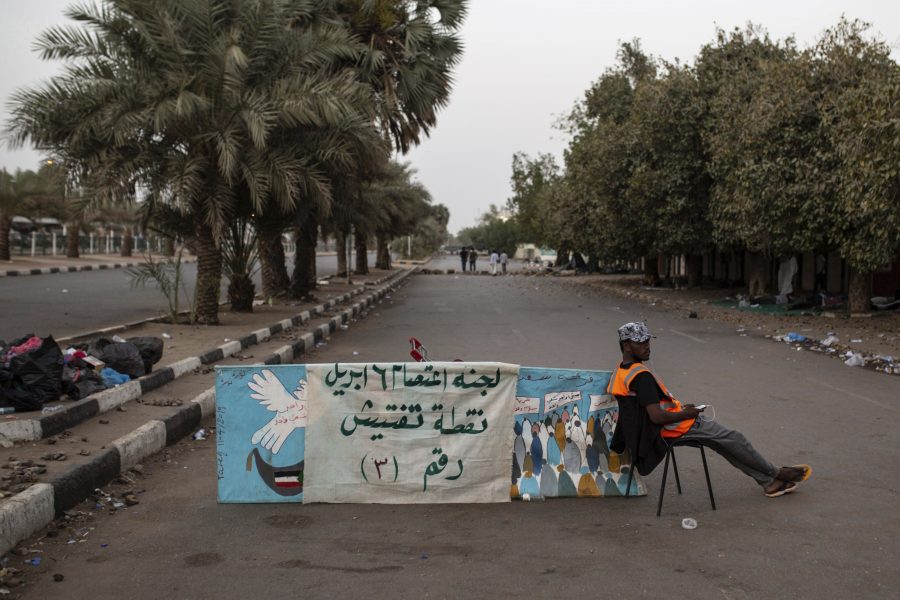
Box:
[500,251,508,274]
[490,250,499,275]
[468,248,478,272]
[459,247,469,272]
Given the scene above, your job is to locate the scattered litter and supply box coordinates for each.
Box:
[100,544,108,548]
[850,339,863,343]
[223,338,231,342]
[681,518,698,530]
[41,405,64,415]
[192,428,207,441]
[53,574,64,582]
[61,289,68,294]
[315,341,327,348]
[844,353,865,367]
[736,328,746,333]
[24,558,41,566]
[252,299,264,306]
[352,351,359,356]
[161,333,172,339]
[821,335,839,347]
[785,333,807,343]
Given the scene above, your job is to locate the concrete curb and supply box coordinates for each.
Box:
[0,268,410,443]
[0,257,198,278]
[0,266,416,555]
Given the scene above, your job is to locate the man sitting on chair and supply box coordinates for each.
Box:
[608,322,811,498]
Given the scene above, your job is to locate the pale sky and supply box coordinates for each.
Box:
[2,1,898,234]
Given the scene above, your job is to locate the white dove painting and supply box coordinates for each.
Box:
[216,365,309,502]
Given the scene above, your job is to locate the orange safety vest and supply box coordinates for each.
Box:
[607,362,695,438]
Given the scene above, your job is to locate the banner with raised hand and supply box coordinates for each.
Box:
[302,362,517,503]
[216,365,309,503]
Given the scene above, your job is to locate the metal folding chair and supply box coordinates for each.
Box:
[624,438,717,516]
[656,439,716,516]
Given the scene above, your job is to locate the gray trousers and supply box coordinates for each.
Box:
[679,417,778,487]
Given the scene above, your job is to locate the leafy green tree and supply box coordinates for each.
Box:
[698,26,806,295]
[626,63,712,286]
[815,19,900,311]
[507,152,559,246]
[560,45,652,273]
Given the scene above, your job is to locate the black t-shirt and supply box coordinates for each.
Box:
[623,365,662,407]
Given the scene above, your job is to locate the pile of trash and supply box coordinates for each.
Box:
[771,331,898,375]
[0,334,163,412]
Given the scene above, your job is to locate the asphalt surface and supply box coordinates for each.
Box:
[0,252,374,340]
[17,270,900,599]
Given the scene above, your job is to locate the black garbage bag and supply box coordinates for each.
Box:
[87,338,145,379]
[61,365,108,400]
[0,336,65,411]
[126,337,164,374]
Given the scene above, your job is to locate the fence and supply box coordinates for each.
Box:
[10,232,173,257]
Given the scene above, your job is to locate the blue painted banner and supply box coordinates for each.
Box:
[216,364,644,503]
[512,367,643,499]
[216,365,308,503]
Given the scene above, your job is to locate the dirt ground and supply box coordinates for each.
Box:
[546,273,900,376]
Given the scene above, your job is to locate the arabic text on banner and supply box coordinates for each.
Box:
[303,362,518,503]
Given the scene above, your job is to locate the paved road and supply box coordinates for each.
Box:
[0,252,374,340]
[19,272,900,599]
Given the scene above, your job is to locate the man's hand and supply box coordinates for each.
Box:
[681,404,702,418]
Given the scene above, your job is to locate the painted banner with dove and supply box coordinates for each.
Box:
[215,364,643,503]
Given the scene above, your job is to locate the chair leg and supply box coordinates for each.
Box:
[671,448,682,495]
[699,446,716,510]
[656,448,672,517]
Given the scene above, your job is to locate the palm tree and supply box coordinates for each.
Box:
[287,0,468,290]
[8,0,381,324]
[363,161,433,269]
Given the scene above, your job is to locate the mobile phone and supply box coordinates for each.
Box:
[695,404,707,410]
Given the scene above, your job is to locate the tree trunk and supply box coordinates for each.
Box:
[376,234,391,270]
[354,232,368,275]
[746,251,769,298]
[555,243,570,269]
[686,254,703,288]
[163,236,176,257]
[335,229,348,277]
[120,227,133,257]
[643,255,660,286]
[193,219,222,325]
[256,223,290,299]
[228,275,256,312]
[848,268,871,314]
[291,210,318,299]
[66,220,81,258]
[0,212,11,261]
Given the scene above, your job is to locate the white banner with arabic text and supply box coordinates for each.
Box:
[303,362,517,503]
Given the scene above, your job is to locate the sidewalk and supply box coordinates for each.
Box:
[0,253,195,278]
[0,266,414,556]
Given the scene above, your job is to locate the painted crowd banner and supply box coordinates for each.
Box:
[215,363,644,504]
[304,362,517,503]
[513,367,644,499]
